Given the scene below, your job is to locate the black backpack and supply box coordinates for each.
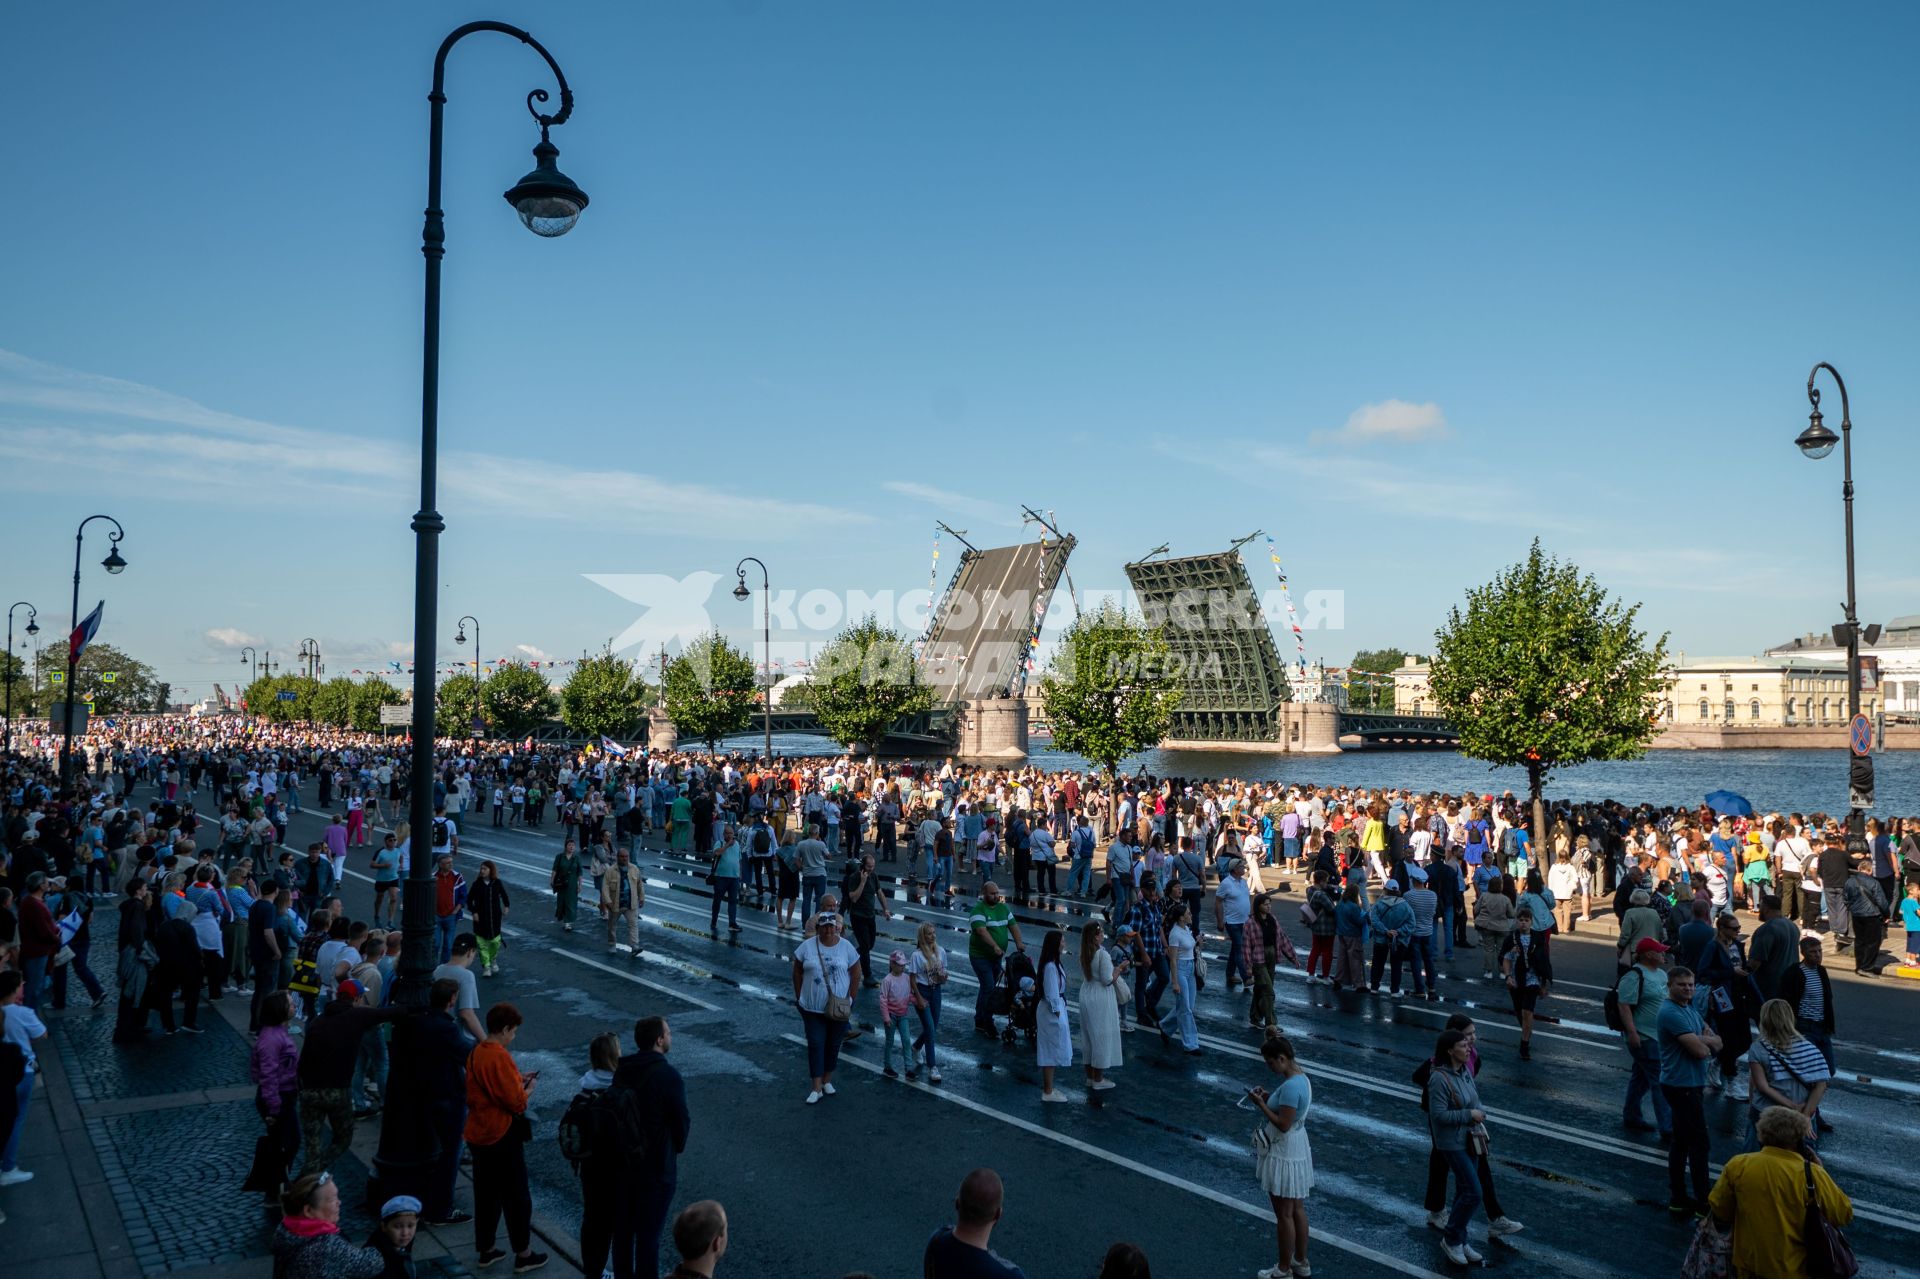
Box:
[752,826,772,856]
[1604,967,1638,1033]
[432,818,450,848]
[557,1083,647,1170]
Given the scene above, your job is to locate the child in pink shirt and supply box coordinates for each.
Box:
[879,951,918,1078]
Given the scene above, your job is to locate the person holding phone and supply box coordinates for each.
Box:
[1247,1030,1313,1279]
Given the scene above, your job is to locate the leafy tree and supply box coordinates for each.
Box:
[1429,540,1669,844]
[1349,647,1427,711]
[3,649,36,718]
[152,681,172,712]
[1037,601,1183,775]
[348,678,406,732]
[35,642,160,716]
[483,662,560,739]
[807,616,936,752]
[310,677,356,728]
[560,651,650,740]
[663,631,756,752]
[437,674,483,735]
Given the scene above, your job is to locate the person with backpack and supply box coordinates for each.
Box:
[563,1033,634,1279]
[612,1015,689,1279]
[745,816,776,907]
[1615,937,1673,1139]
[432,854,468,966]
[429,804,459,859]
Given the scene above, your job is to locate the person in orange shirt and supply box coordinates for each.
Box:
[464,1003,547,1273]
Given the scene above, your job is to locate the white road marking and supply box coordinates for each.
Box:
[780,1034,1455,1279]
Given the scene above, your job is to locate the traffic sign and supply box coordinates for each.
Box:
[100,671,118,684]
[378,704,412,726]
[1849,713,1872,756]
[276,691,298,703]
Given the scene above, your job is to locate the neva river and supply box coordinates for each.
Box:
[723,734,1917,816]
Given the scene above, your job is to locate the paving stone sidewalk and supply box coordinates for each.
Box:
[5,990,585,1279]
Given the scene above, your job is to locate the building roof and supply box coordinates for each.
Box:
[1766,613,1920,656]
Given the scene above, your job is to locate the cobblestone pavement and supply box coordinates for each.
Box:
[53,1004,252,1104]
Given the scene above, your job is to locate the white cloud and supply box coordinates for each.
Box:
[203,627,261,648]
[0,349,871,532]
[515,644,553,662]
[1315,399,1449,446]
[881,480,1022,527]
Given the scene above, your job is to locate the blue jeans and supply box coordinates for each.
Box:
[1223,922,1248,984]
[1438,906,1457,958]
[971,954,1003,1028]
[21,955,47,1012]
[286,784,301,812]
[1283,837,1301,863]
[434,914,459,964]
[912,983,942,1070]
[1624,1040,1673,1134]
[801,876,826,923]
[1067,854,1094,896]
[931,855,955,898]
[2,1072,32,1171]
[352,1027,389,1107]
[1110,877,1132,923]
[709,876,739,930]
[1137,953,1171,1024]
[1407,934,1436,995]
[1440,1146,1481,1247]
[800,1008,849,1080]
[1172,957,1200,1049]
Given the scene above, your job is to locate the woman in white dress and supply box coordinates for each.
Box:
[1248,1031,1314,1278]
[1077,920,1122,1090]
[1035,928,1073,1102]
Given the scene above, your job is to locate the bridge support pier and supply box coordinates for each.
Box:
[1283,702,1342,753]
[953,696,1028,764]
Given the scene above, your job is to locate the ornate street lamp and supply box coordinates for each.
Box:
[5,602,37,753]
[455,615,482,737]
[734,558,771,760]
[60,515,126,785]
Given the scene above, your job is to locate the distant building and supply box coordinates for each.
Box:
[1660,654,1881,727]
[1764,614,1920,719]
[1393,656,1433,716]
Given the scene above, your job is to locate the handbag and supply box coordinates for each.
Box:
[1466,1123,1490,1159]
[240,1130,284,1193]
[813,941,852,1022]
[509,1112,535,1144]
[1802,1157,1859,1278]
[53,945,75,968]
[1679,1212,1733,1279]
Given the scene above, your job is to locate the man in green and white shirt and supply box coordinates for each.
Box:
[968,880,1024,1035]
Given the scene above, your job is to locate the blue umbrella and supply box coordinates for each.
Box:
[1704,789,1753,818]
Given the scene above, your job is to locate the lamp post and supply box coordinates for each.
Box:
[1795,362,1875,850]
[239,646,257,680]
[455,615,481,737]
[300,637,322,680]
[60,515,126,786]
[734,557,772,761]
[375,20,588,1203]
[6,602,38,752]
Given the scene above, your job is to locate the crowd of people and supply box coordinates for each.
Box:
[0,712,1906,1274]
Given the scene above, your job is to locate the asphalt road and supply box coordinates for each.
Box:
[255,799,1920,1279]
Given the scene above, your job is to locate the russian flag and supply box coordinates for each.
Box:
[70,600,104,661]
[599,735,628,757]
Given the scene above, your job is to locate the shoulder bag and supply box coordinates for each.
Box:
[814,941,852,1023]
[1802,1157,1859,1277]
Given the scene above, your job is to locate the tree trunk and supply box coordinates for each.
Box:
[1527,759,1546,869]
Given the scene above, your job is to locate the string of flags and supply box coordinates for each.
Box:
[1264,534,1309,676]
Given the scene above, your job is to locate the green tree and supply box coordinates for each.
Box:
[807,616,936,752]
[483,662,560,739]
[1348,647,1427,711]
[662,631,756,751]
[1428,540,1669,844]
[36,642,160,716]
[3,649,35,718]
[437,674,483,735]
[348,678,406,732]
[560,651,649,740]
[310,677,356,727]
[152,681,172,712]
[1037,601,1183,775]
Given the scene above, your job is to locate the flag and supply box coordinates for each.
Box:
[600,735,629,757]
[70,600,104,661]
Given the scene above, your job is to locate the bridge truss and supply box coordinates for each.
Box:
[1125,548,1292,743]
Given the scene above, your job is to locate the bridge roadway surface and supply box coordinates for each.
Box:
[278,802,1917,1279]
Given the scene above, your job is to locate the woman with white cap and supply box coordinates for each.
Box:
[792,909,861,1104]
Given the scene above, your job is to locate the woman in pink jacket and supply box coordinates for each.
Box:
[248,991,301,1204]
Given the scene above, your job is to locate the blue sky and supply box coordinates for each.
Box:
[4,3,1918,700]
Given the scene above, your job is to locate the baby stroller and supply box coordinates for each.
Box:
[1001,950,1039,1046]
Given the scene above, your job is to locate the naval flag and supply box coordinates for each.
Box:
[70,600,104,661]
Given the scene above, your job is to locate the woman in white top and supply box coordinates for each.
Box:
[907,922,948,1084]
[1249,1030,1314,1279]
[1077,920,1122,1090]
[1036,928,1073,1101]
[1164,902,1202,1054]
[1547,853,1581,934]
[791,911,862,1105]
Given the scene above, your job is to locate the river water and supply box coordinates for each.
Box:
[722,733,1917,815]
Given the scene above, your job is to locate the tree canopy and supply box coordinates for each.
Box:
[1428,540,1668,835]
[807,616,935,752]
[1036,601,1182,775]
[436,673,483,735]
[483,662,560,739]
[1348,647,1426,711]
[560,651,650,740]
[663,631,757,752]
[34,642,164,715]
[348,678,405,732]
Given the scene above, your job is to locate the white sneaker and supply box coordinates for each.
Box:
[804,1090,822,1105]
[1441,1242,1468,1266]
[1040,1090,1069,1103]
[1488,1216,1524,1235]
[1463,1243,1483,1262]
[822,1082,836,1096]
[929,1069,942,1084]
[1426,1210,1447,1230]
[0,1169,32,1187]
